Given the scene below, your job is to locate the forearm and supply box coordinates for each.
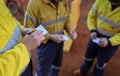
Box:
[0,43,30,76]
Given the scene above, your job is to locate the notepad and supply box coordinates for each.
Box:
[36,24,48,35]
[61,34,70,41]
[92,38,100,44]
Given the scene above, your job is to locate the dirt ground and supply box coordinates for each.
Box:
[15,0,120,76]
[59,0,120,76]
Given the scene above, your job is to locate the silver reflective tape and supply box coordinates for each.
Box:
[84,57,94,61]
[92,4,98,14]
[51,30,63,34]
[25,14,37,25]
[96,63,107,70]
[35,73,38,76]
[44,17,66,26]
[52,65,61,70]
[97,28,114,37]
[98,15,120,28]
[0,25,20,54]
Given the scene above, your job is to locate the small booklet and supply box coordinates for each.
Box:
[61,34,70,41]
[92,38,100,44]
[36,24,48,35]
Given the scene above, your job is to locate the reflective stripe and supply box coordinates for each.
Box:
[44,17,66,26]
[35,73,38,76]
[52,65,61,70]
[84,57,94,61]
[92,4,98,14]
[97,15,120,28]
[51,30,63,34]
[25,14,37,25]
[97,28,114,37]
[0,25,21,54]
[25,14,66,26]
[96,63,107,70]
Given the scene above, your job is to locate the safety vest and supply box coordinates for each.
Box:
[24,0,73,43]
[87,0,120,46]
[0,0,29,76]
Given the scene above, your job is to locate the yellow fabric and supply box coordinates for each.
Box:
[0,0,23,50]
[0,43,29,76]
[0,0,30,75]
[71,0,81,30]
[87,0,120,46]
[64,0,81,52]
[24,0,73,43]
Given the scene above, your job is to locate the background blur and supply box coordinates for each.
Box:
[6,0,120,76]
[59,0,120,76]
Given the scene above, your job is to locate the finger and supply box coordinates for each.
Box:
[59,37,64,41]
[31,30,42,36]
[28,29,36,33]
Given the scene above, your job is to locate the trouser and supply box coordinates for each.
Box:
[21,59,33,76]
[36,40,64,76]
[80,39,119,76]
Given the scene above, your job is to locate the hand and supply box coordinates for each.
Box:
[99,38,108,47]
[22,28,35,34]
[90,32,97,39]
[22,30,45,51]
[50,34,64,43]
[69,30,77,40]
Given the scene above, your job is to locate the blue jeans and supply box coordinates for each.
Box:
[36,40,64,76]
[21,59,33,76]
[80,33,119,76]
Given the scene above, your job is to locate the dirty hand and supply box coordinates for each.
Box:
[69,30,77,40]
[90,32,97,39]
[99,38,108,47]
[50,34,64,43]
[22,30,45,51]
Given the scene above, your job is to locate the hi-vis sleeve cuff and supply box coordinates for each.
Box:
[109,33,120,46]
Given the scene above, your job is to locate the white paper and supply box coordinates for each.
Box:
[92,38,100,44]
[36,24,48,35]
[61,34,70,41]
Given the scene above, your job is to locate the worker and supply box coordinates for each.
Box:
[73,0,120,76]
[0,0,44,76]
[24,0,77,76]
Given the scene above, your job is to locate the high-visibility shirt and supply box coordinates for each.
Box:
[24,0,73,43]
[87,0,120,46]
[0,0,30,76]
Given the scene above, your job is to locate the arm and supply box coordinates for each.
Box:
[0,43,30,76]
[64,13,73,33]
[24,0,50,43]
[87,0,101,31]
[64,11,77,39]
[24,0,38,28]
[87,0,100,39]
[0,30,45,76]
[0,0,44,75]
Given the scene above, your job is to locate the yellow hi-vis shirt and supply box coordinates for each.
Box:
[87,0,120,46]
[0,0,30,76]
[24,0,73,43]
